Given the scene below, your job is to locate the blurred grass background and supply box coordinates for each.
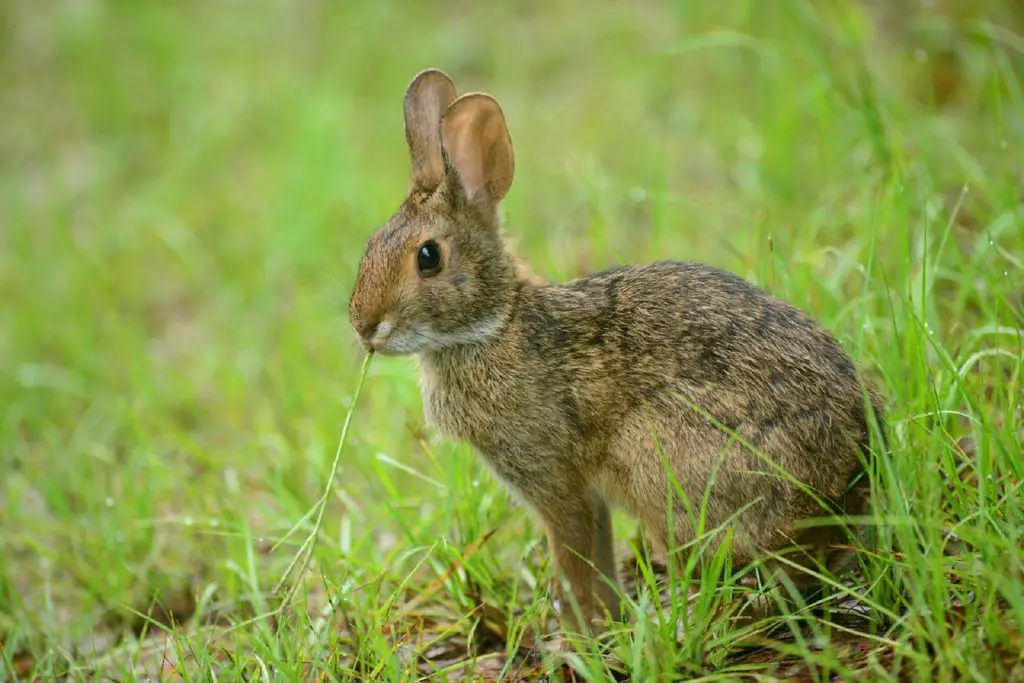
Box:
[1,0,1022,680]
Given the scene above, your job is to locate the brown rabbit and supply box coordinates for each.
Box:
[348,69,886,635]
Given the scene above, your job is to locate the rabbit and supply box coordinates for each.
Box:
[348,68,887,636]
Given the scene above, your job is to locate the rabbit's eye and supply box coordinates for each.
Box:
[416,240,442,275]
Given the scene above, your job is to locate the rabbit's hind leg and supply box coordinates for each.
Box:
[591,492,623,623]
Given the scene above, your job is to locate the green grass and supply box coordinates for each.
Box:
[2,1,1023,680]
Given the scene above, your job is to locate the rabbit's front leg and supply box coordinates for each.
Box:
[541,490,620,634]
[543,506,596,634]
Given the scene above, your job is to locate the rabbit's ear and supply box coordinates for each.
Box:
[404,69,458,191]
[441,93,515,208]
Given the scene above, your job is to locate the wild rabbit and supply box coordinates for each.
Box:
[348,69,886,636]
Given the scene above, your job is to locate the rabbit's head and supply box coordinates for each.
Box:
[349,69,519,356]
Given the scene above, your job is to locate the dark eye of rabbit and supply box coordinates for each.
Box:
[416,240,442,275]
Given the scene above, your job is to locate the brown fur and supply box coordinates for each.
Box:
[348,69,887,635]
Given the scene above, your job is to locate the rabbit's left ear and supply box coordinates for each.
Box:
[441,93,515,209]
[404,69,458,192]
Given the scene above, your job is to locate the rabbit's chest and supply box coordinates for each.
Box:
[419,370,568,504]
[419,369,513,443]
[416,352,541,446]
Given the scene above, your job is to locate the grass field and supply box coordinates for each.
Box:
[2,1,1023,680]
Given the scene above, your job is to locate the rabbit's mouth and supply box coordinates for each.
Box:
[358,320,429,356]
[357,314,505,356]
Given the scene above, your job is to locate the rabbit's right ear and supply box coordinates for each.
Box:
[404,69,458,192]
[440,93,514,210]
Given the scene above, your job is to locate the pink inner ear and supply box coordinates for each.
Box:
[448,116,487,201]
[442,95,513,205]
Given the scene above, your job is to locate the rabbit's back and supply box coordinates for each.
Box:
[527,260,872,440]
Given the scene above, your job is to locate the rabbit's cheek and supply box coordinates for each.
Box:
[385,328,431,355]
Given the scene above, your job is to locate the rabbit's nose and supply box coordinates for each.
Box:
[355,319,393,348]
[355,320,380,342]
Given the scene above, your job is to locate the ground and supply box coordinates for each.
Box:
[1,1,1023,681]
